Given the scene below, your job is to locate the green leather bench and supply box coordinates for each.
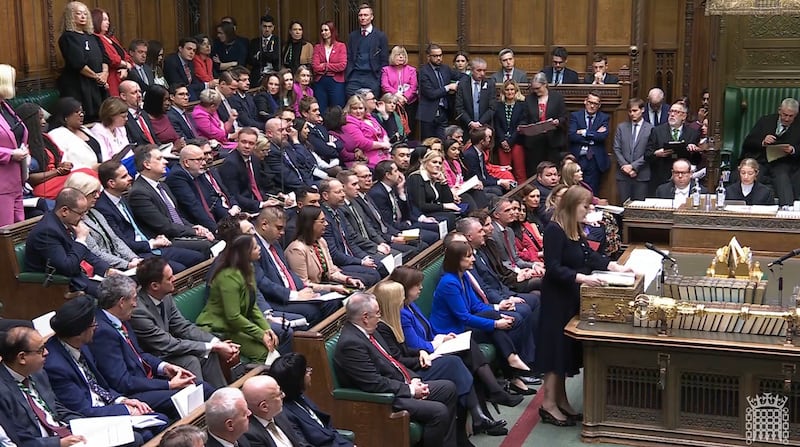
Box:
[15,242,70,286]
[8,89,60,114]
[325,332,422,446]
[723,86,800,161]
[173,285,207,323]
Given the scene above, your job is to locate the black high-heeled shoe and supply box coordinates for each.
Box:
[538,407,575,427]
[488,390,524,407]
[473,417,508,436]
[558,407,583,421]
[506,381,537,396]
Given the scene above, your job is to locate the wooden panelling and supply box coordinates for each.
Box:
[650,0,681,48]
[383,0,419,49]
[508,0,546,50]
[425,0,459,50]
[467,0,505,48]
[595,0,632,46]
[553,0,589,46]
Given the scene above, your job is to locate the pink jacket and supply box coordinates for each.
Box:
[292,84,314,114]
[442,158,465,188]
[312,42,347,83]
[335,114,390,168]
[381,65,418,104]
[191,105,237,150]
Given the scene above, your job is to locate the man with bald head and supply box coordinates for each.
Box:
[166,145,241,232]
[654,158,707,203]
[120,80,160,146]
[263,117,315,194]
[242,375,310,446]
[644,88,669,126]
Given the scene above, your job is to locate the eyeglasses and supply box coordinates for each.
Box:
[186,157,205,162]
[668,109,686,114]
[587,100,601,107]
[672,170,691,176]
[25,346,46,355]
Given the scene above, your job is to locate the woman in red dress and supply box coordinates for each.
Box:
[91,8,133,97]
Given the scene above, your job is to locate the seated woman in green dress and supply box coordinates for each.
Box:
[196,234,278,363]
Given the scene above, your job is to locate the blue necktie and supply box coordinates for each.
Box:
[473,82,481,121]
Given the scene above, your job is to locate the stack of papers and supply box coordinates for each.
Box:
[624,248,667,291]
[591,271,636,287]
[32,311,55,339]
[69,416,135,447]
[400,229,420,240]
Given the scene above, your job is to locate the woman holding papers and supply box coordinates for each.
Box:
[442,138,485,210]
[389,267,524,408]
[196,234,278,363]
[374,279,509,436]
[520,72,568,183]
[725,158,775,205]
[406,149,462,230]
[285,205,366,292]
[538,186,632,426]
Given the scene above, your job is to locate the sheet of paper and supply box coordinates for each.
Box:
[394,252,403,268]
[293,291,346,302]
[438,220,448,239]
[265,349,281,367]
[381,255,396,273]
[210,240,226,257]
[23,197,40,207]
[767,144,790,163]
[32,311,55,339]
[596,204,624,214]
[723,205,779,215]
[584,210,603,224]
[624,248,665,292]
[642,198,675,208]
[130,415,168,429]
[433,331,472,355]
[170,384,204,419]
[400,229,420,240]
[455,176,481,196]
[591,271,636,287]
[69,416,135,447]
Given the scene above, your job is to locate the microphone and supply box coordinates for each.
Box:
[768,248,800,268]
[42,259,56,288]
[644,242,676,264]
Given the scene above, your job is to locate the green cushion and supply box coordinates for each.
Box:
[8,89,60,114]
[14,243,69,284]
[723,86,800,160]
[416,257,443,317]
[335,429,355,442]
[173,286,207,323]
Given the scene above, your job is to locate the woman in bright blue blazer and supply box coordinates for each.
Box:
[430,240,537,394]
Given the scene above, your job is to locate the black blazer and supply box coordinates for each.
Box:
[165,167,217,231]
[493,100,525,146]
[643,103,670,126]
[725,181,775,205]
[128,175,196,239]
[741,113,800,165]
[228,92,264,129]
[242,413,307,447]
[655,181,708,199]
[306,123,342,162]
[417,63,457,123]
[367,183,411,231]
[541,66,579,84]
[454,77,496,128]
[249,34,281,81]
[281,395,353,447]
[163,53,204,100]
[219,149,267,213]
[128,64,155,91]
[583,72,620,84]
[339,200,381,249]
[126,110,161,146]
[167,107,198,140]
[405,171,455,214]
[521,90,568,150]
[645,123,702,186]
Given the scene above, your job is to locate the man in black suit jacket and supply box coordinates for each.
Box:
[584,53,619,84]
[249,15,281,82]
[25,188,111,296]
[300,97,342,163]
[463,127,513,198]
[454,57,496,133]
[345,4,389,97]
[167,84,198,140]
[418,43,459,139]
[654,158,707,202]
[120,80,160,146]
[163,38,210,101]
[242,375,312,447]
[643,88,670,126]
[128,145,215,241]
[337,171,394,256]
[334,293,459,447]
[228,71,264,129]
[127,39,154,91]
[739,98,800,206]
[263,118,315,194]
[205,388,252,447]
[541,46,580,85]
[645,102,702,194]
[219,128,270,213]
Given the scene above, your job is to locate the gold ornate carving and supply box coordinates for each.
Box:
[747,15,800,37]
[707,0,800,15]
[744,49,800,66]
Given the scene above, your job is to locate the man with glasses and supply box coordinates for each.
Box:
[418,43,459,139]
[655,158,706,203]
[542,46,579,85]
[569,91,610,193]
[645,101,702,194]
[167,84,198,140]
[25,187,115,297]
[263,117,315,194]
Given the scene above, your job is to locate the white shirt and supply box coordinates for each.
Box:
[0,424,15,447]
[253,415,292,447]
[741,183,754,197]
[674,186,690,206]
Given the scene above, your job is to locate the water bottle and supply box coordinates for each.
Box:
[716,177,726,209]
[691,179,701,209]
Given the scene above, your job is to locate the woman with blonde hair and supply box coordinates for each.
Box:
[57,1,108,122]
[0,64,28,225]
[292,65,315,114]
[333,95,391,167]
[381,45,417,132]
[374,279,508,436]
[726,157,774,205]
[191,89,238,150]
[542,183,568,223]
[537,185,632,426]
[494,80,527,183]
[406,149,462,230]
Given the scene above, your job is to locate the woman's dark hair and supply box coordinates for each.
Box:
[323,106,345,131]
[319,20,339,44]
[442,241,472,274]
[193,33,209,48]
[269,352,307,401]
[16,102,60,170]
[295,205,323,245]
[407,145,429,174]
[90,8,108,35]
[388,266,424,296]
[48,97,82,129]
[217,22,237,43]
[286,20,306,42]
[143,85,169,118]
[146,40,164,71]
[293,117,309,143]
[216,214,251,244]
[211,234,256,286]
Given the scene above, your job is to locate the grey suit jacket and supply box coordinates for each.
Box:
[613,120,654,182]
[83,209,138,268]
[491,221,533,270]
[129,290,215,359]
[490,68,528,84]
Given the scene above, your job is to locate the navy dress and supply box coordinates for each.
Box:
[536,222,608,376]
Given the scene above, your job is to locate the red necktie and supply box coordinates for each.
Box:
[245,160,264,201]
[505,72,511,81]
[194,177,215,220]
[19,378,72,438]
[119,324,154,378]
[369,335,412,383]
[465,271,489,304]
[137,113,155,144]
[206,172,230,208]
[361,29,367,37]
[183,62,192,83]
[269,245,297,290]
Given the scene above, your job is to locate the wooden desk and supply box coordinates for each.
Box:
[621,206,674,245]
[566,317,800,446]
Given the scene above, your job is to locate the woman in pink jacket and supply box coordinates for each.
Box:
[311,21,347,113]
[333,95,390,168]
[381,46,418,131]
[291,65,314,115]
[0,64,28,226]
[191,89,238,151]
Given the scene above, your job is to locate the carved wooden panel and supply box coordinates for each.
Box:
[553,0,589,46]
[425,0,459,51]
[466,0,505,49]
[654,51,676,101]
[383,0,419,49]
[596,0,633,46]
[507,0,546,49]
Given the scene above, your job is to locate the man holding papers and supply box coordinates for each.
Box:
[463,127,514,199]
[739,98,800,206]
[645,101,702,195]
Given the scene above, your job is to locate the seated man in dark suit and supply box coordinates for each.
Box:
[263,117,315,194]
[464,127,514,198]
[0,409,20,447]
[127,39,154,91]
[738,98,800,206]
[654,158,707,203]
[89,275,213,420]
[25,187,113,297]
[242,375,312,447]
[367,160,439,245]
[336,171,393,258]
[584,53,619,84]
[334,293,460,447]
[167,84,199,140]
[162,37,210,101]
[645,101,702,194]
[205,388,252,447]
[0,326,87,447]
[131,258,237,389]
[120,80,160,146]
[300,97,342,167]
[541,46,579,85]
[95,160,208,271]
[254,206,338,327]
[228,68,264,129]
[218,128,272,214]
[454,58,496,133]
[128,145,216,243]
[44,297,166,444]
[166,145,241,233]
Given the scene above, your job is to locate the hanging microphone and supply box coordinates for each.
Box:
[42,259,56,288]
[644,242,676,264]
[768,248,800,268]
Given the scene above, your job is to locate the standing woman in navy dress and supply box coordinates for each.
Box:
[57,1,109,123]
[537,185,632,426]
